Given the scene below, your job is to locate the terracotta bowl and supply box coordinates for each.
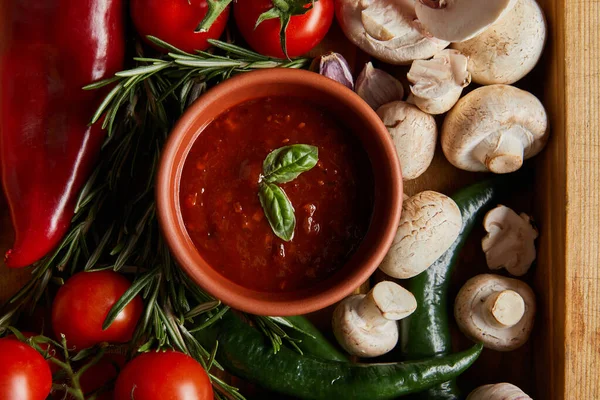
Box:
[157,69,403,316]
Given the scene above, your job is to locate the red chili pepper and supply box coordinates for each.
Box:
[0,0,125,268]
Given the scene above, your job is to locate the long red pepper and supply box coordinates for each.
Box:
[0,0,125,268]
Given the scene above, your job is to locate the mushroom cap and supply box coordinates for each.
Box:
[376,101,437,180]
[455,274,536,351]
[482,205,538,276]
[415,0,518,42]
[332,281,416,357]
[467,383,532,400]
[441,84,549,173]
[407,49,471,115]
[451,0,547,85]
[336,0,449,65]
[379,191,462,279]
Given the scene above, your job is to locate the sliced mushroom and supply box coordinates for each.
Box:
[332,281,417,357]
[467,383,532,400]
[455,274,535,351]
[376,101,437,180]
[379,191,462,279]
[482,205,538,276]
[441,85,549,174]
[336,0,449,65]
[451,0,546,85]
[407,49,471,115]
[356,63,405,110]
[415,0,518,42]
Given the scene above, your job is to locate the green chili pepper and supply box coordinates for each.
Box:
[284,315,348,362]
[400,178,510,399]
[196,311,483,400]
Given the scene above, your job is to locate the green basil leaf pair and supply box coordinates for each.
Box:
[258,144,318,241]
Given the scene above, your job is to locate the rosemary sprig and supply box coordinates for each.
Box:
[0,36,314,398]
[84,36,310,137]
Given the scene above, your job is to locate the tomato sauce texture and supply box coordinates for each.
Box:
[180,97,374,292]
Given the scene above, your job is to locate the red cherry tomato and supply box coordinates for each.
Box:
[130,0,231,53]
[0,338,52,400]
[51,270,143,350]
[5,332,59,374]
[234,0,334,58]
[114,350,213,400]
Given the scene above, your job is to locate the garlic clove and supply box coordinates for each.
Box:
[356,62,405,110]
[315,52,354,90]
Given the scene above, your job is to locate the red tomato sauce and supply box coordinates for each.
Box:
[180,97,374,292]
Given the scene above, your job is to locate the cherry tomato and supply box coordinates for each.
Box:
[5,332,59,374]
[114,350,213,400]
[130,0,231,53]
[0,338,52,400]
[52,270,143,350]
[234,0,334,58]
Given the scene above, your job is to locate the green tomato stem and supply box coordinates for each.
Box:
[195,0,233,32]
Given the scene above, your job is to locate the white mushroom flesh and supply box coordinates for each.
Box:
[454,274,535,351]
[415,0,518,42]
[407,49,471,115]
[336,0,449,65]
[467,383,533,400]
[451,0,547,85]
[441,84,549,173]
[482,205,538,276]
[332,281,416,357]
[379,191,462,279]
[376,101,437,180]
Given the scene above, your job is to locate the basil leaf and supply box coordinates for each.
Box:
[262,144,318,184]
[258,183,296,241]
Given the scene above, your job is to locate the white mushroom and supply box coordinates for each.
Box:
[332,281,417,357]
[407,49,471,115]
[335,0,449,65]
[441,85,549,174]
[482,205,538,276]
[455,274,535,351]
[415,0,518,42]
[356,63,405,110]
[376,102,437,180]
[379,191,462,279]
[451,0,547,85]
[467,383,532,400]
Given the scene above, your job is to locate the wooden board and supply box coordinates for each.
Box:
[1,0,599,398]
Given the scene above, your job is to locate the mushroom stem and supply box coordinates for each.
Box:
[483,289,525,328]
[420,0,447,9]
[356,282,414,327]
[473,128,525,174]
[356,293,389,327]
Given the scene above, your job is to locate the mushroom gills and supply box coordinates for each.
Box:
[336,0,449,65]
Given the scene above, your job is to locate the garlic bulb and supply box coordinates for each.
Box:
[315,52,354,89]
[356,62,405,110]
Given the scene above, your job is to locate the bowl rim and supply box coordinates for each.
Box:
[156,68,402,316]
